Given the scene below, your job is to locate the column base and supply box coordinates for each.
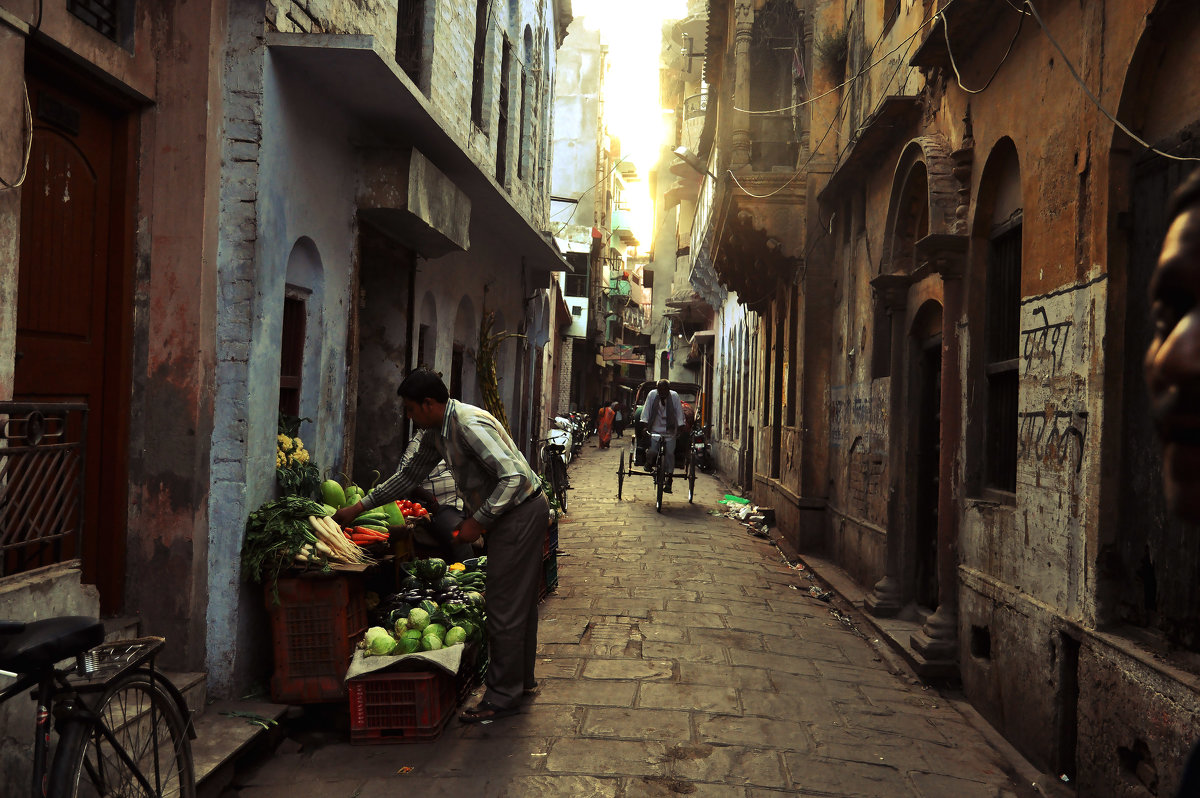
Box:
[910,606,958,678]
[865,576,903,618]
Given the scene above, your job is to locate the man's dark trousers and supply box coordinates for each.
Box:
[482,492,549,710]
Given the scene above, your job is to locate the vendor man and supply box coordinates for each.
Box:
[333,369,548,723]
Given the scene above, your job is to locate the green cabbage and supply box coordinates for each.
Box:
[393,617,409,636]
[444,626,468,646]
[396,636,420,655]
[420,634,443,651]
[362,626,397,656]
[407,607,430,631]
[424,623,447,641]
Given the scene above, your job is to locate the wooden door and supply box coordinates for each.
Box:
[14,67,131,612]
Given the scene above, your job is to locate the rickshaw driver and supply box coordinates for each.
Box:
[641,379,687,493]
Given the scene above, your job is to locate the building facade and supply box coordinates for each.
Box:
[696,0,1200,794]
[0,0,570,715]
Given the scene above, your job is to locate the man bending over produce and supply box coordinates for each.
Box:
[333,369,548,723]
[398,429,475,564]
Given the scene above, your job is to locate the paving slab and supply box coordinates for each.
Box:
[218,445,1037,798]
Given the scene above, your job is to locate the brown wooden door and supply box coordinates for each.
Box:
[14,68,130,612]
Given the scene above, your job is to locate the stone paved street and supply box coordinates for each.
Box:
[227,442,1037,797]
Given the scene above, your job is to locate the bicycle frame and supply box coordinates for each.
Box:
[0,632,191,798]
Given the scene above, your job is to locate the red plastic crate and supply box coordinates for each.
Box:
[348,670,457,744]
[267,573,367,703]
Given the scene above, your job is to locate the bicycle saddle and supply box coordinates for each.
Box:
[0,616,105,674]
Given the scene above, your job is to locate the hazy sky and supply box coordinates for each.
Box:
[570,0,688,245]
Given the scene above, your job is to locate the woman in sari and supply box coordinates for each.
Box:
[597,402,616,448]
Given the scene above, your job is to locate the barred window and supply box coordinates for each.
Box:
[984,220,1022,493]
[470,0,489,128]
[396,0,424,84]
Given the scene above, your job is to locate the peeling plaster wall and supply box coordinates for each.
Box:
[0,22,22,400]
[201,16,360,696]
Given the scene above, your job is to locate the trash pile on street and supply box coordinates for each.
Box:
[716,494,772,538]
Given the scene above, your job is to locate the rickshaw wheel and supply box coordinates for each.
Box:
[617,450,624,500]
[687,449,696,503]
[655,452,665,513]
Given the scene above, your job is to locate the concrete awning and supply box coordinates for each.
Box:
[267,33,571,276]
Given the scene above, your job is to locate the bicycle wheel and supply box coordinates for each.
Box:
[552,457,568,514]
[50,670,195,798]
[617,450,625,499]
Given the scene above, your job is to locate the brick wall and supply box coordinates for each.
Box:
[557,337,573,413]
[266,0,554,231]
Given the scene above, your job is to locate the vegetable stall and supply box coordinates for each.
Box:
[241,439,559,742]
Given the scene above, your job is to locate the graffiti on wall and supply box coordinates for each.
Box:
[1015,273,1106,491]
[1021,306,1072,377]
[1017,408,1088,473]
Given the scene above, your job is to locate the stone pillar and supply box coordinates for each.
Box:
[865,273,912,618]
[730,2,754,169]
[911,235,967,670]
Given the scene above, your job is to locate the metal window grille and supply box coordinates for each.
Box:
[396,0,424,83]
[470,0,489,127]
[984,223,1022,492]
[280,296,306,417]
[496,41,512,182]
[68,0,119,41]
[517,73,528,178]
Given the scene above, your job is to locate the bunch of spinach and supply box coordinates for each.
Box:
[242,494,329,602]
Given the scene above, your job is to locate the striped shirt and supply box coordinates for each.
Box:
[398,430,463,511]
[361,399,540,529]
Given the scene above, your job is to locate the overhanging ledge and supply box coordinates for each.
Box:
[267,33,571,276]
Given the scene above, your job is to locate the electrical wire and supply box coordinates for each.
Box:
[726,5,908,201]
[941,4,1025,94]
[733,0,961,117]
[549,155,630,231]
[1021,0,1200,163]
[0,80,32,191]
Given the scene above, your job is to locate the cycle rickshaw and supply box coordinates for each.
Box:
[616,381,701,511]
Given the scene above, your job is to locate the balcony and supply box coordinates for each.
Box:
[611,208,639,246]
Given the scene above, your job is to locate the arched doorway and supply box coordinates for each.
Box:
[909,301,943,614]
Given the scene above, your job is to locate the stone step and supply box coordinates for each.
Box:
[101,615,141,642]
[192,699,289,798]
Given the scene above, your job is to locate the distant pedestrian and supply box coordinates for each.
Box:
[597,403,615,448]
[1145,168,1200,798]
[613,402,627,437]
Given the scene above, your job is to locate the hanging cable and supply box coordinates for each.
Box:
[941,5,1025,94]
[0,80,32,191]
[733,0,962,117]
[1022,0,1200,163]
[727,8,920,201]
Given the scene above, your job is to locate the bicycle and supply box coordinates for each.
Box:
[534,435,570,514]
[0,616,196,798]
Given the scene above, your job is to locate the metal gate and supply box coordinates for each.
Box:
[0,403,87,577]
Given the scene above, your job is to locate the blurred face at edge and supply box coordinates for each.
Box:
[1146,197,1200,522]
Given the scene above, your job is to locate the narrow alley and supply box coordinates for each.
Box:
[225,445,1039,798]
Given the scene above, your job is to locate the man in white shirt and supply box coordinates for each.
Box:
[640,379,686,492]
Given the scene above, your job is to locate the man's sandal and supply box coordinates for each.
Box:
[459,700,520,723]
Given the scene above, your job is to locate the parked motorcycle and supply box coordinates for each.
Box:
[692,424,714,473]
[550,416,575,465]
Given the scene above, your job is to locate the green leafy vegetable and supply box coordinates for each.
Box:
[242,494,331,603]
